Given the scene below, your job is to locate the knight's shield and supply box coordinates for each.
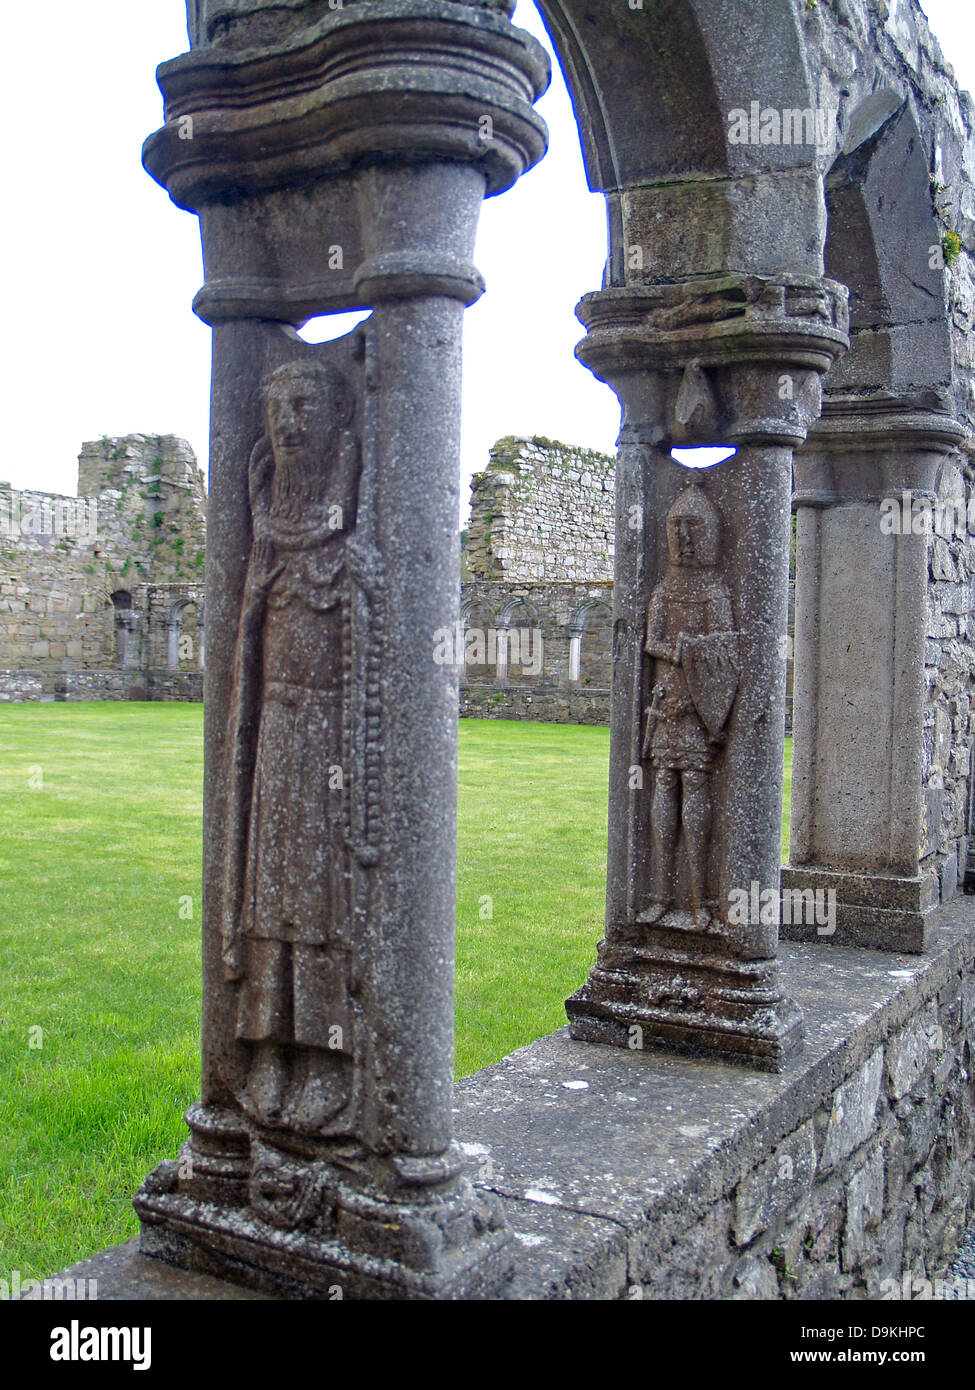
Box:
[682,633,740,738]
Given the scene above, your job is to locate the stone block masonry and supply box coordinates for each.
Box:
[466,436,616,584]
[461,437,797,733]
[462,437,616,727]
[49,893,975,1299]
[0,435,206,701]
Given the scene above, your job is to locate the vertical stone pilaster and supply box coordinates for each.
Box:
[567,628,583,685]
[566,275,849,1070]
[783,399,967,952]
[134,0,548,1299]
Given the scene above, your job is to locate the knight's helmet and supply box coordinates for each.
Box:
[666,484,721,567]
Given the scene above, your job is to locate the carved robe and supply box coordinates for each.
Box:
[643,567,734,771]
[223,433,360,1056]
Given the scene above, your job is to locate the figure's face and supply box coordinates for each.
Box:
[267,377,332,470]
[670,517,702,567]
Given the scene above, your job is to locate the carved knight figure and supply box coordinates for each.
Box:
[222,358,374,1145]
[638,483,739,930]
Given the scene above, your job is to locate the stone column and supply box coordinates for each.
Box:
[566,275,849,1070]
[567,626,583,685]
[495,622,510,688]
[167,615,180,672]
[133,0,547,1300]
[782,397,966,952]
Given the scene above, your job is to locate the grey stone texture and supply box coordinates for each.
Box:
[0,435,206,702]
[460,436,614,726]
[466,436,615,584]
[136,0,550,1300]
[55,897,975,1299]
[122,0,975,1298]
[568,278,848,1069]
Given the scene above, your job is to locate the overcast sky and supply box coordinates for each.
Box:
[3,1,972,509]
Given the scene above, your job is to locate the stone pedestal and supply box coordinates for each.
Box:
[783,397,966,952]
[134,0,547,1299]
[566,275,849,1071]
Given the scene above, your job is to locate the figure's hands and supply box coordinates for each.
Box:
[673,632,686,665]
[247,537,283,593]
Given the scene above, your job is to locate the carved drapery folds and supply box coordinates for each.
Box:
[135,0,548,1299]
[566,274,849,1070]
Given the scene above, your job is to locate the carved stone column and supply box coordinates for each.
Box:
[566,275,849,1071]
[133,0,547,1300]
[567,623,584,686]
[782,395,966,952]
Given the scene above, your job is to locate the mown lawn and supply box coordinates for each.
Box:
[0,704,791,1278]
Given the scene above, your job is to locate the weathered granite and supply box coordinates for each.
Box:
[135,0,549,1300]
[51,895,975,1299]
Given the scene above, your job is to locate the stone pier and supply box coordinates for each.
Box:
[566,276,849,1070]
[133,0,547,1300]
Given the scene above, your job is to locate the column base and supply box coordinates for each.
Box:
[780,865,940,953]
[133,1108,513,1301]
[566,936,804,1073]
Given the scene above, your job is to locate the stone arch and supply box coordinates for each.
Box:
[461,598,497,681]
[535,0,824,282]
[109,589,139,670]
[168,597,203,672]
[566,596,613,689]
[498,597,542,685]
[822,100,952,402]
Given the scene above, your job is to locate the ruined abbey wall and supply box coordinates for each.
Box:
[461,436,797,730]
[461,436,615,724]
[0,436,206,701]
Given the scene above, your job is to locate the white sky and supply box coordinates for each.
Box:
[2,1,972,509]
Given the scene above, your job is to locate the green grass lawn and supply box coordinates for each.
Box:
[0,704,792,1279]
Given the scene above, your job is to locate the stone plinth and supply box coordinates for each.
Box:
[50,898,975,1299]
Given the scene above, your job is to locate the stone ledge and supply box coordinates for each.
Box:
[454,897,975,1296]
[47,896,975,1299]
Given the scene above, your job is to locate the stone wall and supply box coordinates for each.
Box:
[466,436,615,583]
[460,686,611,726]
[452,902,975,1299]
[462,438,615,727]
[924,458,975,894]
[0,436,206,702]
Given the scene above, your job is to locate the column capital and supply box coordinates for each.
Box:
[148,2,547,324]
[795,393,968,507]
[147,2,548,208]
[576,274,850,448]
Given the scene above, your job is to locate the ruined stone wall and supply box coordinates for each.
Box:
[809,0,975,899]
[462,438,615,726]
[466,437,615,584]
[0,436,206,702]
